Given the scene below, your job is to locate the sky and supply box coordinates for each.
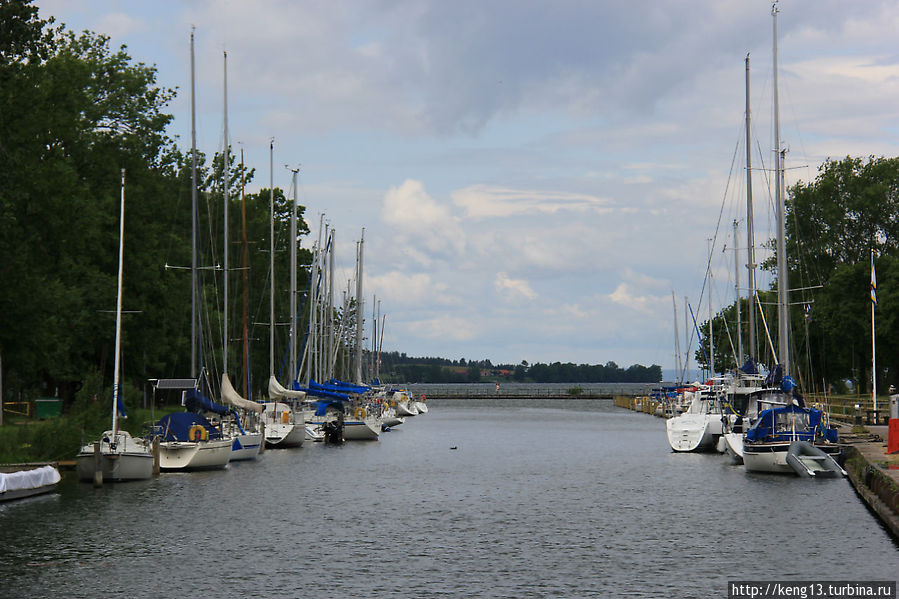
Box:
[35,0,899,374]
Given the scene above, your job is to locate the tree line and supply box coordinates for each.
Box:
[377,352,663,384]
[695,155,899,395]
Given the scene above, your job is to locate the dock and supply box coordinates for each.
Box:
[615,393,899,540]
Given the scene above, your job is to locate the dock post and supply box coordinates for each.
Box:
[92,442,103,487]
[152,437,160,476]
[259,421,265,454]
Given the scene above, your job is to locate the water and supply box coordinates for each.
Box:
[1,399,896,598]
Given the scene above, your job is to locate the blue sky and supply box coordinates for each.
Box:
[37,0,899,375]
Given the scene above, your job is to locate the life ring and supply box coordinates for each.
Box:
[188,424,207,442]
[354,407,366,420]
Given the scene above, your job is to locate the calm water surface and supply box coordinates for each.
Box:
[1,399,897,598]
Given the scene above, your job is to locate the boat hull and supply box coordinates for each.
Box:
[159,439,232,471]
[744,441,840,474]
[0,465,61,502]
[343,418,381,441]
[76,431,154,481]
[264,423,305,448]
[229,432,263,461]
[665,414,719,452]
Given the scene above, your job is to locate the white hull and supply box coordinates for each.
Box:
[229,431,263,461]
[0,465,61,501]
[159,438,232,471]
[343,417,381,441]
[76,431,154,481]
[743,445,793,473]
[665,414,718,452]
[396,401,418,417]
[720,432,744,464]
[264,423,305,448]
[415,401,428,414]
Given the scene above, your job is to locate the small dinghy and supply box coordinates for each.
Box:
[786,440,846,478]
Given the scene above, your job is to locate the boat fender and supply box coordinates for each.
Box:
[281,412,290,424]
[354,407,366,420]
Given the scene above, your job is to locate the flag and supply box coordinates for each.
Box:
[871,251,877,308]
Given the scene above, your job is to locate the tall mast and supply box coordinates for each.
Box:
[190,28,198,379]
[354,230,364,385]
[269,140,274,377]
[112,169,126,435]
[289,168,298,382]
[223,50,230,375]
[773,2,790,375]
[708,239,714,378]
[734,220,742,363]
[240,149,250,397]
[672,291,681,384]
[745,53,757,364]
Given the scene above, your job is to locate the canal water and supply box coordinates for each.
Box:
[1,399,896,598]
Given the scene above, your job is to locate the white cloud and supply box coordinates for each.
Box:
[451,185,611,219]
[494,272,537,301]
[380,179,465,259]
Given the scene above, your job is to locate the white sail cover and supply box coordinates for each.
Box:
[268,375,307,400]
[221,373,264,413]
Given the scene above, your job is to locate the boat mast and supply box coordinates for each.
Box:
[190,28,199,380]
[223,50,230,377]
[672,291,681,384]
[708,238,714,378]
[269,140,274,378]
[734,220,742,363]
[354,229,364,385]
[871,248,877,419]
[745,53,757,365]
[240,149,250,397]
[773,1,790,376]
[112,169,126,435]
[289,168,298,383]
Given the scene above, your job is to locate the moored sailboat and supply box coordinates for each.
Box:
[76,170,154,483]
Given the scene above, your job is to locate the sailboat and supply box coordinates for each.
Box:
[76,170,155,483]
[154,29,232,471]
[741,4,841,474]
[261,153,306,448]
[216,60,264,461]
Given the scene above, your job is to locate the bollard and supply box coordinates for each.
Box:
[152,437,160,476]
[854,404,862,426]
[93,442,103,487]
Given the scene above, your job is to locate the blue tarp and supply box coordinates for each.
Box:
[322,378,369,394]
[155,412,223,441]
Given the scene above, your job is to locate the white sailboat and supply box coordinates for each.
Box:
[742,4,841,473]
[76,170,154,483]
[665,382,724,452]
[217,51,263,461]
[262,158,306,448]
[154,29,232,472]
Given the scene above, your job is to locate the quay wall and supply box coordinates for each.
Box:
[843,445,899,540]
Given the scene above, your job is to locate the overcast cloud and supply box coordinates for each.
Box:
[37,0,899,373]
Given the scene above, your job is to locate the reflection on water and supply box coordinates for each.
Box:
[1,399,896,598]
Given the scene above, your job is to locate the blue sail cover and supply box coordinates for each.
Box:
[184,389,230,416]
[156,412,223,441]
[323,379,370,393]
[297,385,352,401]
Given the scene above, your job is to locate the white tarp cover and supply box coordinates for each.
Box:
[221,373,264,413]
[268,375,307,400]
[0,465,61,494]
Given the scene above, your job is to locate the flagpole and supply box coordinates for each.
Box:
[872,248,877,422]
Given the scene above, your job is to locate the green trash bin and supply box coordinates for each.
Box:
[35,398,63,418]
